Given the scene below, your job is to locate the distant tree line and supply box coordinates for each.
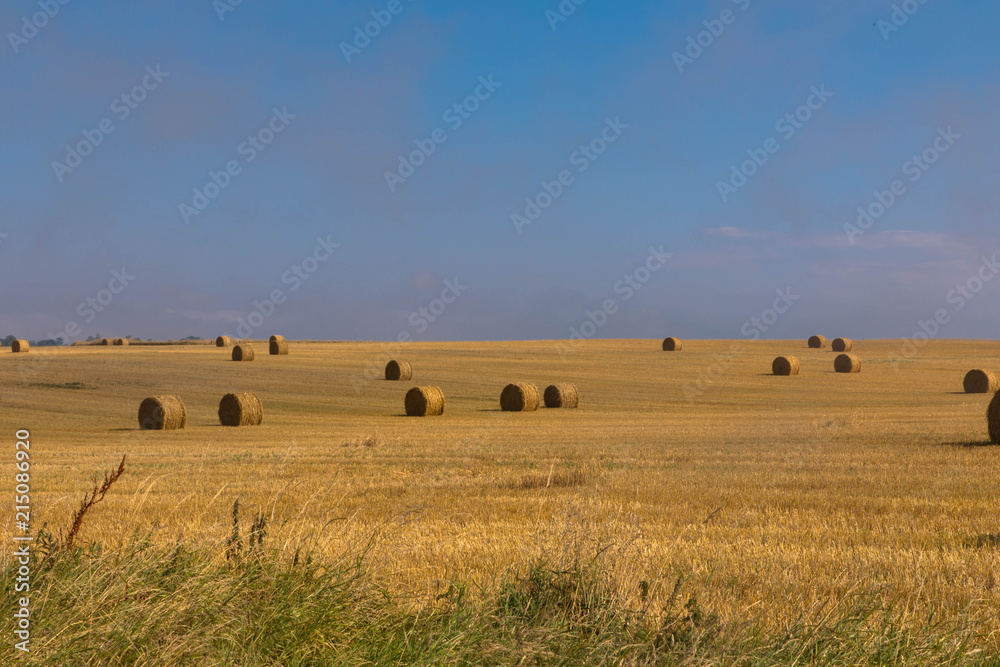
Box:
[2,335,62,347]
[1,334,206,346]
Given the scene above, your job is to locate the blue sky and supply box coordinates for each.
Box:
[2,0,998,342]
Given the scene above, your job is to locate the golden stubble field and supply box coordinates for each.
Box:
[2,339,999,640]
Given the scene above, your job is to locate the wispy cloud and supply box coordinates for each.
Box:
[703,226,769,239]
[796,230,975,254]
[163,308,244,324]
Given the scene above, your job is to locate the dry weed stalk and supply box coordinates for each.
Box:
[64,455,127,551]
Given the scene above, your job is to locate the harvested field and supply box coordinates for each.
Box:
[3,339,1000,653]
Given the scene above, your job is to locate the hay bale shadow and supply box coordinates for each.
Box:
[941,440,996,449]
[967,534,1000,549]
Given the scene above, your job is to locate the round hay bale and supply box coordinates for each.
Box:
[808,335,827,349]
[269,335,285,345]
[544,384,579,408]
[834,353,861,374]
[11,339,29,353]
[138,395,187,430]
[662,337,682,351]
[113,338,129,346]
[232,344,255,362]
[832,337,853,352]
[964,369,1000,394]
[216,336,232,348]
[218,392,263,427]
[269,340,289,356]
[100,338,111,346]
[772,356,800,376]
[988,391,1000,444]
[385,360,413,381]
[500,383,540,412]
[405,386,445,416]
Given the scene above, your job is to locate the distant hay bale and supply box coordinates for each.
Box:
[662,337,682,351]
[232,344,255,362]
[216,336,232,348]
[218,392,263,427]
[808,335,827,349]
[11,339,29,353]
[269,340,289,356]
[138,395,187,430]
[405,386,445,417]
[544,384,579,408]
[834,353,862,374]
[100,338,111,346]
[988,392,1000,444]
[964,369,1000,394]
[385,360,413,381]
[113,338,129,346]
[501,383,540,412]
[832,337,853,352]
[772,356,800,376]
[269,335,285,345]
